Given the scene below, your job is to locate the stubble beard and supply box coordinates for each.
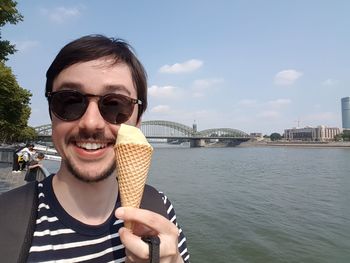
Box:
[65,157,116,183]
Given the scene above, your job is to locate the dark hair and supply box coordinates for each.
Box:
[45,34,147,121]
[36,152,45,159]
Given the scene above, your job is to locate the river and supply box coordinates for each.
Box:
[19,146,350,262]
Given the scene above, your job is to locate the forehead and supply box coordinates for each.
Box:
[52,58,135,95]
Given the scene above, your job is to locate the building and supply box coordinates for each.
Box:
[341,97,350,130]
[250,132,263,141]
[284,126,341,141]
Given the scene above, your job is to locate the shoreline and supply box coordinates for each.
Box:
[240,141,350,148]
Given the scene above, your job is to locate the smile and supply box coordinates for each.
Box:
[75,141,108,150]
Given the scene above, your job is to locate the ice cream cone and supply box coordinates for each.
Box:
[114,124,153,229]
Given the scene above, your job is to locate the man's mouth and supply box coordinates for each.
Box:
[75,141,109,150]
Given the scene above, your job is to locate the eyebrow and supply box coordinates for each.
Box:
[56,81,131,96]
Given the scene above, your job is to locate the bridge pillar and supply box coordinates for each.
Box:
[190,138,205,147]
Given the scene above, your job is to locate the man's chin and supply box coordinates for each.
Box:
[66,160,116,183]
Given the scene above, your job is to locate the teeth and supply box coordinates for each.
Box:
[76,142,107,150]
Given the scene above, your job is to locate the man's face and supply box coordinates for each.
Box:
[51,58,139,182]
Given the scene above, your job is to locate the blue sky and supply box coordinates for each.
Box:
[3,1,350,135]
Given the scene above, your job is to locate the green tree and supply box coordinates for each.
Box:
[0,0,23,61]
[342,131,350,141]
[0,1,35,143]
[0,61,34,143]
[270,132,282,141]
[334,133,343,141]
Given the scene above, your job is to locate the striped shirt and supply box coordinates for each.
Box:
[27,175,190,262]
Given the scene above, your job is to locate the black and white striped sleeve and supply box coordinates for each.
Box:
[160,192,190,263]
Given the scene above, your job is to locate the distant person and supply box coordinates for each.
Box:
[0,35,189,262]
[19,143,36,170]
[11,145,23,173]
[24,152,46,182]
[12,143,36,172]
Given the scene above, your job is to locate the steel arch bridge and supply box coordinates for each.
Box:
[34,120,249,138]
[35,124,52,136]
[199,128,249,138]
[141,120,194,137]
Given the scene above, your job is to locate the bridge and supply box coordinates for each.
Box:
[34,120,251,147]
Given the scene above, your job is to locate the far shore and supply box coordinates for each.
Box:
[240,141,350,148]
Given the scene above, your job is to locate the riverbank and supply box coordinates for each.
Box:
[240,141,350,148]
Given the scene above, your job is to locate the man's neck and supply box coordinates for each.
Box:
[52,170,119,225]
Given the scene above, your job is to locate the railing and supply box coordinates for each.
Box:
[36,165,51,179]
[0,147,15,164]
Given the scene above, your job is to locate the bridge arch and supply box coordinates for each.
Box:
[199,128,249,137]
[34,124,52,136]
[141,120,194,137]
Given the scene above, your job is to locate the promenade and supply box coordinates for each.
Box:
[0,163,25,194]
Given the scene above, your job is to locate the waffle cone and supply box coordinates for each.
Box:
[115,143,153,229]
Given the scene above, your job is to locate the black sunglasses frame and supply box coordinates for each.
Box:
[46,90,142,124]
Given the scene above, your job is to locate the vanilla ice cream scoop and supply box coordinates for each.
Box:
[114,124,153,230]
[116,124,151,146]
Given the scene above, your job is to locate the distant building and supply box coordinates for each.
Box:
[284,126,341,141]
[250,132,263,138]
[250,132,263,141]
[341,97,350,130]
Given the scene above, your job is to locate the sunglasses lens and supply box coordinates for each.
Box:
[51,91,87,121]
[100,94,134,124]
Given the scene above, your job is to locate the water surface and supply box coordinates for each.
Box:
[41,146,350,262]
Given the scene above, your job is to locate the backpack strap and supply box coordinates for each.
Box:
[0,181,38,263]
[140,184,168,219]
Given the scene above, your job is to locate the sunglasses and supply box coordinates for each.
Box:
[46,90,142,124]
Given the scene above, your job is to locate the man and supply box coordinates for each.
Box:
[0,35,189,262]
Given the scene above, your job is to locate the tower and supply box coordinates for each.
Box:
[341,97,350,129]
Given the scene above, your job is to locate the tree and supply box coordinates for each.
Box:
[0,61,34,143]
[334,133,343,141]
[0,2,35,143]
[335,132,350,142]
[270,132,282,141]
[342,131,350,141]
[0,0,23,61]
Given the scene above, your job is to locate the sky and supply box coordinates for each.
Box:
[3,0,350,135]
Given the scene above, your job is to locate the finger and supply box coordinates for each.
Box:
[125,248,149,263]
[118,227,149,260]
[116,207,178,236]
[132,222,158,237]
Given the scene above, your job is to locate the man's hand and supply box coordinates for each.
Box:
[115,207,184,263]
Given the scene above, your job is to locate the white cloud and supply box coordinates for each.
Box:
[159,59,203,73]
[274,69,303,86]
[148,85,180,98]
[151,105,171,113]
[40,7,81,23]
[14,40,40,52]
[267,98,291,108]
[322,78,338,86]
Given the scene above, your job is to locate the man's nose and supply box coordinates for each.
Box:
[78,100,105,131]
